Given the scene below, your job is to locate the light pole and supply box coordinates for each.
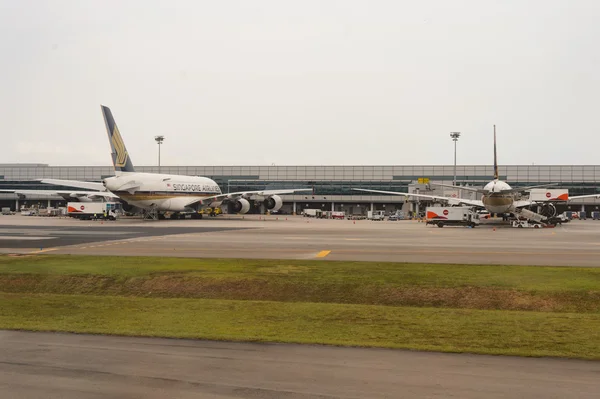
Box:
[450,132,461,186]
[154,135,164,173]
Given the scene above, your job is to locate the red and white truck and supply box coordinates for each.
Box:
[67,202,122,220]
[528,189,569,202]
[325,211,346,220]
[426,206,480,228]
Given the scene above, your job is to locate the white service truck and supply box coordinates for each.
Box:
[511,219,543,228]
[67,202,121,220]
[303,209,324,218]
[367,210,386,221]
[426,206,480,228]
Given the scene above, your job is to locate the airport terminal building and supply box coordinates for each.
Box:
[2,163,600,214]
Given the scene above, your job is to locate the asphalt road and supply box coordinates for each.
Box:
[0,220,246,249]
[1,330,598,399]
[2,215,600,266]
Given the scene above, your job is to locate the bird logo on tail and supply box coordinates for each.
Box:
[111,125,128,168]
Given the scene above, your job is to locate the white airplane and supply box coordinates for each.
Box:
[41,105,310,218]
[354,126,599,218]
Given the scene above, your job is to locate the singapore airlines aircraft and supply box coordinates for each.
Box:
[354,126,599,218]
[42,106,309,218]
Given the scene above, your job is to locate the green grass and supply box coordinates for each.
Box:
[1,255,599,359]
[2,255,600,292]
[2,273,599,312]
[1,293,599,359]
[1,255,599,312]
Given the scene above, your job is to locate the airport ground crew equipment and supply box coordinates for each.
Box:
[425,206,480,228]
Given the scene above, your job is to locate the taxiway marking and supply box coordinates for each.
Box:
[316,250,331,258]
[28,248,58,254]
[58,246,600,258]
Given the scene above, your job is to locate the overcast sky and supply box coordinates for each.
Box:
[1,0,599,167]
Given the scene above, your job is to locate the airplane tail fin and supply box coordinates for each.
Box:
[493,125,499,180]
[101,105,135,174]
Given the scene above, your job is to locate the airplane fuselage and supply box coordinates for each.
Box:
[103,172,222,212]
[481,179,515,214]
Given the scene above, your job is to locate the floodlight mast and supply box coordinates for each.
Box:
[154,135,165,173]
[450,132,461,186]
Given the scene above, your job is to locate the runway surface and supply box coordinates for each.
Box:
[0,223,246,249]
[1,330,598,399]
[1,215,600,266]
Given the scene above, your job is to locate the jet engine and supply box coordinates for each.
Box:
[68,193,95,203]
[230,198,251,214]
[539,203,557,218]
[121,202,137,213]
[265,195,283,212]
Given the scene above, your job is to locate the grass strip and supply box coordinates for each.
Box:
[2,255,600,292]
[1,293,599,359]
[1,255,599,313]
[1,274,599,313]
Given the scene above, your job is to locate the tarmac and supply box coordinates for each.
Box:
[1,330,599,399]
[2,215,600,397]
[1,214,600,266]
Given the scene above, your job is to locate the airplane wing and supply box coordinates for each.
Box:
[57,191,119,200]
[513,200,534,208]
[351,188,484,208]
[513,193,600,210]
[41,179,107,191]
[515,193,600,203]
[112,180,142,194]
[433,182,560,195]
[0,189,58,196]
[569,194,600,200]
[430,183,485,193]
[500,183,559,194]
[0,189,119,200]
[514,192,600,209]
[186,189,313,207]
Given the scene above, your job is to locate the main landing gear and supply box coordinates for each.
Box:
[141,206,160,221]
[168,212,203,220]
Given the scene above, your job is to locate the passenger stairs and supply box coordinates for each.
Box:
[514,208,547,225]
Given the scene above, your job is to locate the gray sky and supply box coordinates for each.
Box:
[1,0,599,167]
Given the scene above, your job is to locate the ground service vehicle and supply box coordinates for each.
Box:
[67,202,121,220]
[199,207,222,216]
[426,206,480,228]
[528,189,569,202]
[323,211,345,219]
[388,211,405,221]
[303,209,323,218]
[512,219,542,228]
[367,210,385,221]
